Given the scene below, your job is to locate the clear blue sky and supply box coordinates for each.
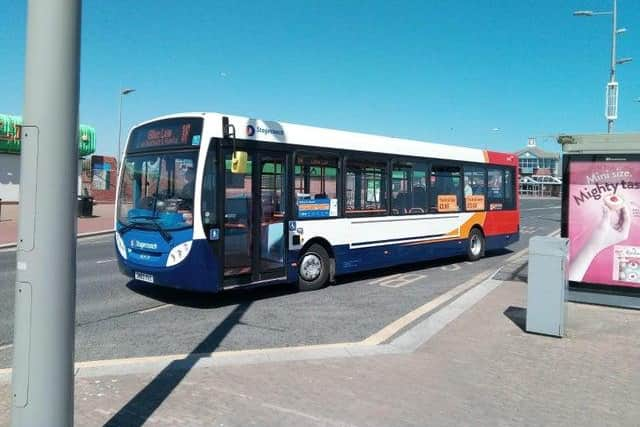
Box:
[2,0,639,157]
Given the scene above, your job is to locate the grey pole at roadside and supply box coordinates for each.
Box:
[118,92,124,166]
[607,0,617,133]
[117,88,135,171]
[11,0,81,426]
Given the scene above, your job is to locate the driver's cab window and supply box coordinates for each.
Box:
[117,151,197,229]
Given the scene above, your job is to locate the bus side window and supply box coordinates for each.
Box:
[463,166,486,211]
[503,167,515,210]
[294,152,339,218]
[430,165,462,213]
[487,168,504,210]
[392,161,428,215]
[391,166,410,215]
[345,158,387,216]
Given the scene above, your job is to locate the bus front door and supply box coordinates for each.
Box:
[223,150,287,285]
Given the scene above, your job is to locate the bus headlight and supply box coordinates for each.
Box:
[115,232,127,260]
[166,241,192,267]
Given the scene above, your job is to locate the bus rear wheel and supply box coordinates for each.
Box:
[297,244,330,291]
[467,228,485,261]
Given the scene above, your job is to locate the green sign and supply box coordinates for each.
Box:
[0,114,96,156]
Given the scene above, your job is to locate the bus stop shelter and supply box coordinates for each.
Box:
[559,133,640,309]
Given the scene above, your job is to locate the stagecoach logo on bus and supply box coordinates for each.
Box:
[246,124,284,138]
[130,239,158,251]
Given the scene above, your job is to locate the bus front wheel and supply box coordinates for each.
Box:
[297,244,330,291]
[467,228,485,261]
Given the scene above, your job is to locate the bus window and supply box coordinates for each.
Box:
[430,165,462,213]
[463,166,486,211]
[391,166,410,215]
[295,153,339,218]
[488,168,504,210]
[345,158,387,216]
[503,168,515,210]
[117,152,198,229]
[392,161,428,215]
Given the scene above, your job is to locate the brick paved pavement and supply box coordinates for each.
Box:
[1,280,638,426]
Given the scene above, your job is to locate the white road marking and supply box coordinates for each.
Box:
[378,273,426,288]
[368,273,403,285]
[441,263,461,271]
[362,264,502,345]
[96,258,116,264]
[0,344,13,352]
[137,304,172,314]
[261,402,356,427]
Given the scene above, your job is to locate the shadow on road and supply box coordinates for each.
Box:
[126,279,297,309]
[104,301,252,427]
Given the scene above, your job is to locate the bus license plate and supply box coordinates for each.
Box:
[135,272,154,283]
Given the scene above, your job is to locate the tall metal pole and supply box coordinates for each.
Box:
[11,0,81,425]
[608,0,617,133]
[117,92,124,169]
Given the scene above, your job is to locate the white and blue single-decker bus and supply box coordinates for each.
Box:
[115,113,520,293]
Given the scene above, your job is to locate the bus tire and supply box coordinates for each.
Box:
[297,244,330,291]
[467,228,485,261]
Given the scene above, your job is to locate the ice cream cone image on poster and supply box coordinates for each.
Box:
[604,193,625,229]
[604,193,624,210]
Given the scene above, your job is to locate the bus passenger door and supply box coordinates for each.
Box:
[222,149,287,285]
[223,149,254,283]
[256,153,287,281]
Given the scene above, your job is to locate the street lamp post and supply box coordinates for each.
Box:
[574,0,632,133]
[117,88,135,168]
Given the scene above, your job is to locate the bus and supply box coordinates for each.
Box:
[115,112,519,293]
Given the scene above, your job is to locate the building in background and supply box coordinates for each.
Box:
[0,113,96,203]
[515,137,561,178]
[80,155,118,203]
[515,137,562,197]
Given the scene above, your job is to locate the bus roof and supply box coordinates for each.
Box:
[133,112,515,166]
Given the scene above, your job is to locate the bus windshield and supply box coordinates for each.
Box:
[117,150,198,231]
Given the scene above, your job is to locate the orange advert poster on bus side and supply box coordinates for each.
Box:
[465,195,485,211]
[437,195,458,212]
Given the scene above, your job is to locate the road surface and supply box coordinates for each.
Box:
[0,199,560,367]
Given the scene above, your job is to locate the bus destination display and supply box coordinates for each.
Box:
[128,118,203,151]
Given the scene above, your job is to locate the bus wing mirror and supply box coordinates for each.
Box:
[231,151,248,174]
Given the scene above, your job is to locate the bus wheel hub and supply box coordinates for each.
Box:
[300,253,322,281]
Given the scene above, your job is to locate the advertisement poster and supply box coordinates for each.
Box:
[567,159,640,288]
[437,195,458,212]
[465,195,485,211]
[297,198,332,218]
